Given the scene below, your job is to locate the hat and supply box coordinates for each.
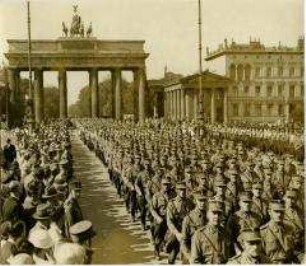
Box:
[7,253,34,264]
[69,220,93,236]
[33,203,51,220]
[8,180,20,192]
[54,243,86,264]
[176,182,187,190]
[207,199,223,213]
[194,192,206,201]
[239,229,261,243]
[240,192,252,202]
[161,178,171,185]
[227,169,238,175]
[214,179,227,187]
[1,170,14,184]
[42,187,58,199]
[285,189,297,199]
[28,228,54,249]
[252,182,262,189]
[59,159,69,165]
[269,200,285,211]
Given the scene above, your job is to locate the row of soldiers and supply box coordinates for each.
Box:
[0,121,94,264]
[77,118,304,264]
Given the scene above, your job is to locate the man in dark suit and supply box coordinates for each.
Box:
[2,181,23,223]
[3,139,17,166]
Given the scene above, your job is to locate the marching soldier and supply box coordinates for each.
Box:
[227,230,270,264]
[181,192,206,263]
[190,199,229,264]
[150,178,173,260]
[166,183,193,264]
[260,200,295,263]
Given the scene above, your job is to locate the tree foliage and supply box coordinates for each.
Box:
[69,78,134,117]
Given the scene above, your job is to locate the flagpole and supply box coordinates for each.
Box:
[26,0,34,131]
[197,0,205,137]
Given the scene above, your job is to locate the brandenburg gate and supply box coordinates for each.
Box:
[4,7,149,123]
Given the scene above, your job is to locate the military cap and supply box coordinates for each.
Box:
[285,189,297,198]
[269,200,285,211]
[194,192,206,201]
[207,199,223,213]
[176,182,187,190]
[161,178,171,185]
[252,182,262,189]
[69,220,93,235]
[227,169,238,175]
[59,159,69,165]
[240,192,252,202]
[214,178,227,187]
[239,229,261,243]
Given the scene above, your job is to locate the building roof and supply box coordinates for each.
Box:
[206,37,304,61]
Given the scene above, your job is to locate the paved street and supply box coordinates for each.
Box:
[71,135,166,264]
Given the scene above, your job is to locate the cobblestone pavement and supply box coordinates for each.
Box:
[71,135,170,264]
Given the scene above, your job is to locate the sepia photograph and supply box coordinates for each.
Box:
[0,0,304,264]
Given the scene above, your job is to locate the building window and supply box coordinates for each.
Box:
[267,86,273,97]
[232,86,238,95]
[289,67,295,77]
[255,104,262,116]
[229,64,236,79]
[255,86,261,97]
[244,86,249,95]
[301,67,304,77]
[266,67,272,77]
[278,67,283,77]
[233,104,239,116]
[255,67,260,78]
[278,85,284,96]
[289,85,295,98]
[245,65,251,80]
[301,85,304,97]
[267,104,273,116]
[278,105,284,116]
[237,65,244,81]
[244,104,250,116]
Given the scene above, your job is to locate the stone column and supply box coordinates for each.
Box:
[176,89,181,120]
[164,91,168,118]
[170,91,174,120]
[138,68,146,122]
[185,89,191,120]
[8,68,16,104]
[211,89,216,123]
[111,70,116,119]
[133,70,140,122]
[90,68,99,118]
[173,90,177,120]
[153,93,158,118]
[58,69,67,119]
[223,89,228,123]
[114,69,122,120]
[284,104,290,122]
[34,68,44,123]
[193,91,198,119]
[181,88,186,120]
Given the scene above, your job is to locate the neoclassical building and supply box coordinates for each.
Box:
[205,37,304,123]
[159,71,232,123]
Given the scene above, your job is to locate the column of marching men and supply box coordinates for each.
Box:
[0,121,94,264]
[77,118,305,264]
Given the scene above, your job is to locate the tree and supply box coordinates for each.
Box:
[69,77,134,117]
[44,86,60,118]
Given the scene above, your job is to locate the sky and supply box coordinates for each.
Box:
[0,0,303,105]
